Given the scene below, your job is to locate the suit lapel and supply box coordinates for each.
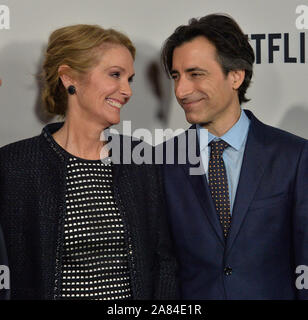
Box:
[226,111,269,253]
[184,166,225,245]
[179,126,225,246]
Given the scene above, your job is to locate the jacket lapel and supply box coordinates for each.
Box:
[180,126,225,246]
[185,167,226,246]
[226,111,269,253]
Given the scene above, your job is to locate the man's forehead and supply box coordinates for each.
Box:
[172,38,216,64]
[172,50,216,73]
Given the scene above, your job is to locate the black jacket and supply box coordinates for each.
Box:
[0,224,10,299]
[0,123,178,300]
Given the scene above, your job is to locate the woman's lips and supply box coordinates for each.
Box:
[105,98,124,109]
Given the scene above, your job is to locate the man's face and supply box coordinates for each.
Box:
[171,36,242,135]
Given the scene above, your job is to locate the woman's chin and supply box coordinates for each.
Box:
[103,116,121,127]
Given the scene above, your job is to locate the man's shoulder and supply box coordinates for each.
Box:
[155,127,199,167]
[247,109,307,149]
[256,120,306,146]
[159,126,196,147]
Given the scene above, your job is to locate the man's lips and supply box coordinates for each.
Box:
[181,98,204,109]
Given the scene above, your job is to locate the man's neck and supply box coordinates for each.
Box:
[203,106,241,137]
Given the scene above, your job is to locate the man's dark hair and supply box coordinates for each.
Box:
[161,14,255,104]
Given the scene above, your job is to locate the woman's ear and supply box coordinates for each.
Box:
[58,65,75,89]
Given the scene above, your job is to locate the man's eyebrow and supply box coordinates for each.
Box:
[186,67,208,73]
[170,67,209,75]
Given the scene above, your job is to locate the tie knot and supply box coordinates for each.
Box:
[210,140,229,157]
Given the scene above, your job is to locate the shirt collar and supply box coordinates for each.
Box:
[197,109,250,151]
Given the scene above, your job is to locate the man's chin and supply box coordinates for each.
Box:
[185,114,211,127]
[199,121,211,127]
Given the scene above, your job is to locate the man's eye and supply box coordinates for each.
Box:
[171,75,179,80]
[191,73,202,77]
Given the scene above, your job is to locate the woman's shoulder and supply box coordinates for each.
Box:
[0,135,42,164]
[0,135,41,152]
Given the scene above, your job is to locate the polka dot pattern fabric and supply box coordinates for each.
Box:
[59,157,132,300]
[208,140,231,238]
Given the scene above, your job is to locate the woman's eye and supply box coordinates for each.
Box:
[111,72,120,78]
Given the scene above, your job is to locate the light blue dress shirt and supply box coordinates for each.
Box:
[197,109,250,214]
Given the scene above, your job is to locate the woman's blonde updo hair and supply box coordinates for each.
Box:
[42,24,136,116]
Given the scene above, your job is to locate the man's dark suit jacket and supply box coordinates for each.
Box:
[162,110,308,299]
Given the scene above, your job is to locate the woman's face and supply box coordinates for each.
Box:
[73,44,135,128]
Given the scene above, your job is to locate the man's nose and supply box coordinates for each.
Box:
[175,76,194,99]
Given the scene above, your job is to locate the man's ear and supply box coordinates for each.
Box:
[230,69,245,90]
[58,65,75,89]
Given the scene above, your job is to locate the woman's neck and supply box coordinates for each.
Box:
[52,114,109,160]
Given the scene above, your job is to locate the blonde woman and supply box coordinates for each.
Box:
[0,25,178,300]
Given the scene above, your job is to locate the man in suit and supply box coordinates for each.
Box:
[160,14,308,299]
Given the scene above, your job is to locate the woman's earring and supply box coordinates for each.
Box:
[67,85,76,95]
